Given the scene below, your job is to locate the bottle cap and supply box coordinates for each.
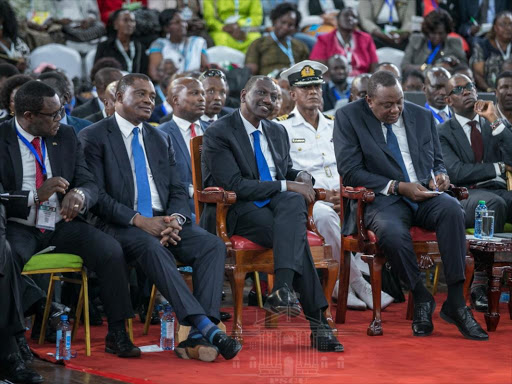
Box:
[61,315,68,321]
[478,200,486,205]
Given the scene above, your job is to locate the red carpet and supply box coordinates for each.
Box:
[29,295,512,384]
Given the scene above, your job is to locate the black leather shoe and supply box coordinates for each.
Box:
[412,297,436,337]
[105,330,141,357]
[263,284,301,318]
[310,324,344,352]
[15,334,33,364]
[248,290,268,307]
[470,285,488,312]
[0,352,43,383]
[220,312,232,322]
[440,302,489,341]
[31,302,71,343]
[175,337,219,362]
[211,331,242,360]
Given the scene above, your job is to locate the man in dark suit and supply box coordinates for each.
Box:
[79,74,241,362]
[199,69,235,127]
[334,70,488,340]
[0,81,141,358]
[202,75,343,352]
[424,67,452,125]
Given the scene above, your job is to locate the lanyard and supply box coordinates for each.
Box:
[171,38,193,70]
[496,40,511,60]
[426,40,441,64]
[424,103,450,123]
[270,32,295,66]
[115,39,135,73]
[155,84,166,104]
[385,0,394,24]
[336,31,353,67]
[234,0,239,16]
[332,84,350,101]
[16,129,47,177]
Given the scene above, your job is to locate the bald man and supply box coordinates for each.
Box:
[349,74,371,102]
[374,62,401,79]
[424,67,452,125]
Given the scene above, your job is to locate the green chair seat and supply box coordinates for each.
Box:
[23,253,83,273]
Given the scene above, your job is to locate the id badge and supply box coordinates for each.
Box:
[324,166,333,178]
[36,201,57,231]
[384,24,398,34]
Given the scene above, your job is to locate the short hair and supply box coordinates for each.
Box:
[244,76,273,92]
[38,71,70,98]
[0,0,18,40]
[367,71,399,97]
[496,71,512,86]
[421,8,454,35]
[0,63,19,79]
[94,67,123,93]
[402,69,425,85]
[0,74,32,109]
[488,11,512,40]
[14,81,57,116]
[90,57,122,82]
[116,73,152,95]
[159,8,180,28]
[270,3,301,28]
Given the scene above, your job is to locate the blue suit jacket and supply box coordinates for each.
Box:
[67,115,92,134]
[158,119,209,214]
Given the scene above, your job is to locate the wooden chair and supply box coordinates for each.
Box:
[190,136,339,343]
[335,178,475,336]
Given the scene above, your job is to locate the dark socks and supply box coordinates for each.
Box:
[411,280,432,304]
[274,268,295,290]
[447,281,466,309]
[187,315,221,343]
[304,310,329,331]
[107,320,125,334]
[188,327,202,339]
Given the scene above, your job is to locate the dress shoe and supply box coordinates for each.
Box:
[31,302,70,343]
[220,312,232,321]
[15,334,33,364]
[412,297,436,337]
[470,285,488,312]
[351,277,394,310]
[263,284,301,317]
[0,352,43,383]
[105,330,141,357]
[175,337,219,362]
[440,302,489,341]
[210,331,242,360]
[310,324,344,352]
[247,290,268,306]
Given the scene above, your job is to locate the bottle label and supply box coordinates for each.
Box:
[65,330,72,359]
[166,321,173,338]
[56,329,62,359]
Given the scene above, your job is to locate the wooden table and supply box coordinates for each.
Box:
[468,238,512,331]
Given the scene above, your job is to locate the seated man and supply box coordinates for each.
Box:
[277,60,394,311]
[199,69,234,127]
[79,74,241,362]
[424,67,452,125]
[334,70,488,340]
[201,75,343,352]
[349,73,371,102]
[0,81,140,358]
[322,55,350,113]
[496,71,512,126]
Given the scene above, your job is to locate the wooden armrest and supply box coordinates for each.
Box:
[341,186,376,203]
[197,187,237,205]
[314,188,326,201]
[446,185,468,201]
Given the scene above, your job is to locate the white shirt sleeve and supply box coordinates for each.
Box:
[380,180,393,196]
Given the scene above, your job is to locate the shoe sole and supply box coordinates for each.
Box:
[412,301,436,337]
[439,310,489,341]
[263,304,301,318]
[105,347,142,358]
[311,338,344,352]
[175,345,219,362]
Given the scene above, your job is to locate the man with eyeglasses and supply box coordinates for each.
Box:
[199,69,234,127]
[0,81,142,361]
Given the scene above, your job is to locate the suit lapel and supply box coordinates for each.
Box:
[167,121,191,174]
[479,117,492,159]
[451,118,475,162]
[262,121,284,180]
[44,135,61,178]
[233,112,258,178]
[402,107,421,175]
[362,103,397,162]
[7,120,23,190]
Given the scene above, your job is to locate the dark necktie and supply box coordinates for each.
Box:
[252,130,272,207]
[132,127,153,217]
[32,137,46,232]
[468,121,483,163]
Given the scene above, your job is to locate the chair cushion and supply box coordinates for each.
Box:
[23,253,83,273]
[230,231,323,250]
[357,227,437,244]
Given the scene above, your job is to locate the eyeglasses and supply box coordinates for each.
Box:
[36,106,65,121]
[448,82,476,95]
[199,69,227,81]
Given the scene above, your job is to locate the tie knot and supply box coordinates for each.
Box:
[468,120,478,129]
[132,127,140,136]
[31,137,41,149]
[384,123,393,131]
[252,130,261,140]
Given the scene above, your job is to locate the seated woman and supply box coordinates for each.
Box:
[310,7,378,76]
[245,3,309,76]
[94,9,148,74]
[401,9,467,73]
[148,9,208,81]
[203,0,262,53]
[0,74,32,123]
[0,0,30,73]
[471,11,512,92]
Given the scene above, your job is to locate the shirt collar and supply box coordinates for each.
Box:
[454,113,479,129]
[427,103,450,115]
[115,111,143,139]
[15,118,36,142]
[290,106,329,130]
[60,114,68,125]
[239,109,262,136]
[200,114,218,122]
[173,114,200,132]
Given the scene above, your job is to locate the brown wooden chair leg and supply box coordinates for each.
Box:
[323,261,338,333]
[143,284,157,335]
[463,254,475,304]
[82,271,91,357]
[254,272,263,309]
[226,266,245,343]
[406,291,414,320]
[39,274,55,345]
[432,263,441,295]
[335,249,351,324]
[363,255,384,336]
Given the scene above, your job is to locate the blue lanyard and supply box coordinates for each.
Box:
[385,0,394,24]
[426,40,441,64]
[424,103,450,123]
[332,85,350,101]
[155,84,166,104]
[270,31,295,66]
[16,129,47,177]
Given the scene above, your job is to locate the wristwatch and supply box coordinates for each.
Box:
[499,161,506,175]
[73,188,85,202]
[33,190,40,205]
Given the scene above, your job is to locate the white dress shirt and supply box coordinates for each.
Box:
[427,104,452,124]
[115,112,163,212]
[376,1,400,25]
[173,115,203,153]
[200,114,218,123]
[380,116,419,195]
[9,119,62,226]
[278,107,338,191]
[239,111,287,192]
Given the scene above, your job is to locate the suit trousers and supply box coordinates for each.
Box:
[230,191,328,314]
[367,193,467,289]
[7,220,134,324]
[459,188,512,232]
[105,222,226,324]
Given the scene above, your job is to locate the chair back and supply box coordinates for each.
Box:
[206,46,246,67]
[29,44,82,80]
[190,136,204,223]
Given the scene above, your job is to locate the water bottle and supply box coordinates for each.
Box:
[55,315,72,360]
[160,303,175,351]
[474,200,487,238]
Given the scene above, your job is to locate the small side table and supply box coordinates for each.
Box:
[468,238,512,332]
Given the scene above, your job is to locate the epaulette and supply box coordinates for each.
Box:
[323,113,335,120]
[276,113,294,121]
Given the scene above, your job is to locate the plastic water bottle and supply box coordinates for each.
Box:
[160,303,175,351]
[55,315,72,360]
[474,200,487,238]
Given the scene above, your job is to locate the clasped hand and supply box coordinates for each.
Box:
[133,215,182,247]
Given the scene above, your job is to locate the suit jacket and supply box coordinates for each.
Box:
[358,0,416,33]
[94,38,148,75]
[78,116,191,228]
[201,110,302,235]
[438,117,512,188]
[158,119,209,213]
[84,110,104,124]
[458,0,512,38]
[66,115,92,134]
[71,97,101,119]
[0,119,98,221]
[334,99,446,234]
[401,34,467,70]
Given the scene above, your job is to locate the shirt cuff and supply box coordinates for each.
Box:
[492,123,506,136]
[28,191,35,207]
[494,163,501,177]
[171,213,187,225]
[129,213,139,226]
[188,184,194,199]
[281,180,287,192]
[380,180,393,196]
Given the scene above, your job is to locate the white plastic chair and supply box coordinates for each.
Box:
[376,47,405,69]
[206,46,246,67]
[84,48,97,81]
[29,44,82,80]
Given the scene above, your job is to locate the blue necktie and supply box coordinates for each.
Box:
[384,123,418,211]
[252,130,272,207]
[132,127,153,217]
